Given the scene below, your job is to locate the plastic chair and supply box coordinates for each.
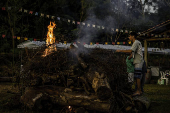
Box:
[160,71,165,79]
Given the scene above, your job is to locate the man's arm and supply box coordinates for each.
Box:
[128,53,133,60]
[116,49,132,54]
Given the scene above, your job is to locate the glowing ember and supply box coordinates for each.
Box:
[68,106,72,112]
[42,21,57,57]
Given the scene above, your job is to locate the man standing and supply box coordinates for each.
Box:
[116,32,144,96]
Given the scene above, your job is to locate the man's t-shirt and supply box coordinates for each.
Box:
[131,40,143,64]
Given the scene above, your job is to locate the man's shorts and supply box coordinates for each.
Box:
[134,61,143,79]
[128,73,134,83]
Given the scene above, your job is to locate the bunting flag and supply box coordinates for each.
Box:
[56,41,59,44]
[147,34,150,37]
[17,36,20,40]
[2,7,5,10]
[34,38,37,41]
[102,26,105,29]
[57,17,60,20]
[90,42,93,45]
[13,36,16,39]
[117,42,120,45]
[62,18,66,22]
[96,42,99,45]
[19,8,22,12]
[40,13,44,17]
[29,11,33,14]
[51,16,55,19]
[2,6,169,38]
[112,42,115,45]
[83,42,86,45]
[87,24,90,27]
[35,12,38,16]
[2,34,5,38]
[8,7,11,10]
[24,9,28,13]
[68,19,70,23]
[77,22,80,25]
[64,41,67,44]
[46,15,49,18]
[29,38,33,41]
[123,42,126,44]
[24,37,28,40]
[105,42,108,45]
[128,41,131,44]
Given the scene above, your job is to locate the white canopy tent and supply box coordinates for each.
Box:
[17,40,40,49]
[55,43,170,55]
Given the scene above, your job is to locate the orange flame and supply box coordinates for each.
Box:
[42,21,57,57]
[46,21,56,46]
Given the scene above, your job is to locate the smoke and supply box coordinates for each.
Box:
[75,0,135,44]
[73,0,169,49]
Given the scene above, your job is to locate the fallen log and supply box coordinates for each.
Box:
[20,85,113,113]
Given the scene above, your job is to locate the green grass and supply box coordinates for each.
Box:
[144,84,170,113]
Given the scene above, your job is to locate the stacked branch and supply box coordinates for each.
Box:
[19,47,149,112]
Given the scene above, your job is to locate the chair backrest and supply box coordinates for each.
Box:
[160,71,165,78]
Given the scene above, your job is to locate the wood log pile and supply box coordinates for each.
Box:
[19,47,150,113]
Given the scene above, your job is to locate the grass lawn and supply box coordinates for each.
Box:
[0,83,170,113]
[144,84,170,113]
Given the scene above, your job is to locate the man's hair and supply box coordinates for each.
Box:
[129,32,137,38]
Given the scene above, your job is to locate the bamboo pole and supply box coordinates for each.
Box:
[144,40,148,67]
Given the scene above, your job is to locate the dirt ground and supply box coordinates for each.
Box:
[0,82,170,113]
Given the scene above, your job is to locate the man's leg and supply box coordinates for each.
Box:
[133,62,143,96]
[136,78,142,94]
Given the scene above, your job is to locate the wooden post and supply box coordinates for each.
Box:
[144,40,148,67]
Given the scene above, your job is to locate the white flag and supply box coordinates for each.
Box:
[41,13,44,17]
[46,15,49,18]
[102,26,105,29]
[87,24,90,27]
[24,9,28,13]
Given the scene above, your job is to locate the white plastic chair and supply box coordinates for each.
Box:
[160,71,165,78]
[160,71,169,85]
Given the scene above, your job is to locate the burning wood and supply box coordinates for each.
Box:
[19,47,150,112]
[42,21,57,57]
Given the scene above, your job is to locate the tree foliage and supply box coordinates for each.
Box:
[0,0,170,52]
